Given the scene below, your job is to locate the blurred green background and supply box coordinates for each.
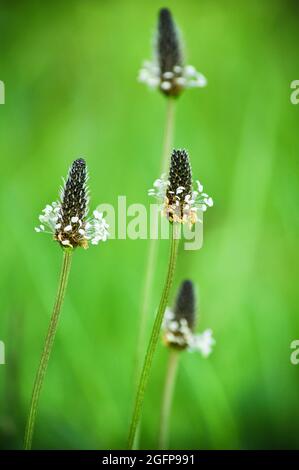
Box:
[0,0,299,450]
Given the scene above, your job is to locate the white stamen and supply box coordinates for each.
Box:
[197,181,204,192]
[93,210,103,220]
[160,81,171,91]
[173,65,182,73]
[176,186,185,195]
[175,77,186,86]
[184,65,196,77]
[163,71,174,79]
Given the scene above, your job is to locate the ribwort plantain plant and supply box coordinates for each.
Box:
[137,9,208,386]
[24,158,108,450]
[149,149,213,224]
[128,149,212,449]
[139,8,207,103]
[159,280,215,449]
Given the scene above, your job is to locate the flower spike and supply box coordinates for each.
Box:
[163,280,215,356]
[173,280,196,330]
[35,158,109,248]
[158,9,182,73]
[138,8,207,96]
[148,148,213,225]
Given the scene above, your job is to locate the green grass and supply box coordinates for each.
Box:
[0,0,299,449]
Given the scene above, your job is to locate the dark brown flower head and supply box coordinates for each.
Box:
[166,149,192,221]
[174,280,196,330]
[163,280,215,355]
[55,158,89,249]
[35,158,109,248]
[157,8,184,97]
[60,159,88,222]
[139,9,207,95]
[158,8,182,73]
[149,148,213,225]
[163,280,197,351]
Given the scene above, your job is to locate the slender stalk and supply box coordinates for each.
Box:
[159,349,179,449]
[24,248,73,450]
[135,238,157,375]
[136,97,176,374]
[161,97,176,173]
[128,224,180,449]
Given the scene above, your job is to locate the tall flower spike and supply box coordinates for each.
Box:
[35,158,109,248]
[148,148,213,224]
[158,8,182,73]
[157,8,182,96]
[138,8,207,96]
[163,280,215,356]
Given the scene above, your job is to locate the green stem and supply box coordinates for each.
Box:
[159,349,179,449]
[24,248,73,450]
[161,98,176,174]
[136,97,176,379]
[135,238,157,379]
[128,224,180,449]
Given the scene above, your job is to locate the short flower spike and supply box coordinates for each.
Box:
[148,149,213,225]
[162,280,215,357]
[35,158,109,248]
